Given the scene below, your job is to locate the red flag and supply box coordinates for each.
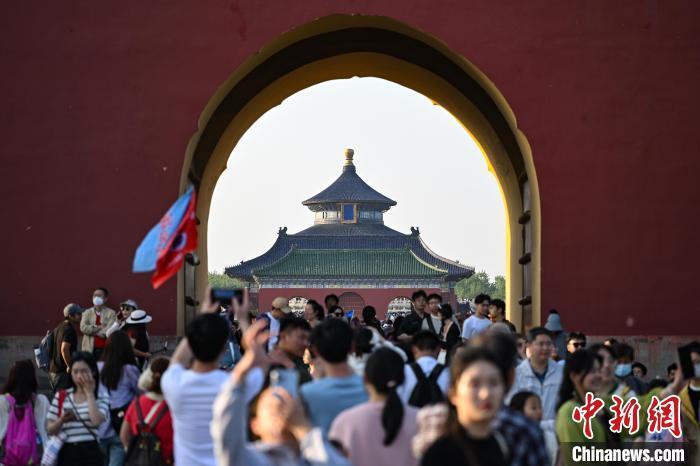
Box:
[151,189,198,289]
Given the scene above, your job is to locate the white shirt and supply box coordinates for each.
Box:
[397,356,450,404]
[266,312,281,351]
[460,314,491,340]
[506,359,563,428]
[162,363,264,466]
[421,314,442,333]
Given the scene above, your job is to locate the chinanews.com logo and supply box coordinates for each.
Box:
[572,392,682,439]
[569,445,685,463]
[564,392,686,464]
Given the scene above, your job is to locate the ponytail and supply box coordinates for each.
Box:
[381,384,404,445]
[365,348,406,446]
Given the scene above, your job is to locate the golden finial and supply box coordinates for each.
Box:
[344,148,355,167]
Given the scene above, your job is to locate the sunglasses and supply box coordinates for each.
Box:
[571,342,586,348]
[120,306,135,311]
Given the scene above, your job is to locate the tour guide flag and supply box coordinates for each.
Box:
[133,186,197,289]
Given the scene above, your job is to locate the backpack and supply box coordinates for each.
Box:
[2,395,41,466]
[125,397,169,466]
[408,362,445,408]
[34,329,55,372]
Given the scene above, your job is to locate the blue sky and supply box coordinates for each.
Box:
[208,77,506,277]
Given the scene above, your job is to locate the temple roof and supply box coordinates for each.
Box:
[302,149,396,210]
[253,249,447,278]
[225,147,474,283]
[225,228,473,282]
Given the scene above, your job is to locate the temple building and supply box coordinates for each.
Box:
[226,149,474,316]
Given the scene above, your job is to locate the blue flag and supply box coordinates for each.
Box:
[133,186,196,274]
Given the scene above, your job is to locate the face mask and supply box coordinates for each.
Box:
[694,363,700,379]
[615,363,632,378]
[93,296,104,307]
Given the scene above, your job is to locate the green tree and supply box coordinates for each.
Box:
[455,271,505,300]
[492,275,506,300]
[208,271,247,288]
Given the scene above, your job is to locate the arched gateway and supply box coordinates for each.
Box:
[180,15,540,333]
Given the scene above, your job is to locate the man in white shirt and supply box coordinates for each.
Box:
[162,294,263,466]
[257,296,292,351]
[397,331,450,406]
[506,327,563,430]
[461,293,492,341]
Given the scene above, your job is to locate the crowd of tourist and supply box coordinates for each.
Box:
[0,287,698,465]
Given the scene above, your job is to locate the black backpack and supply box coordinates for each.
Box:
[125,398,169,466]
[408,362,445,408]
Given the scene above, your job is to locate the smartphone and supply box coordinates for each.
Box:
[270,368,299,398]
[210,288,243,307]
[678,342,698,379]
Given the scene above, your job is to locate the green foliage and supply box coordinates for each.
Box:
[455,271,506,300]
[208,271,247,288]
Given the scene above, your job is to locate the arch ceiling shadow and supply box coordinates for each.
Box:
[179,14,540,335]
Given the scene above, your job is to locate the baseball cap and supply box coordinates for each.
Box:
[63,303,84,317]
[120,299,138,309]
[271,297,292,314]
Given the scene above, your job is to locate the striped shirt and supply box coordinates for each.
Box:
[47,388,110,443]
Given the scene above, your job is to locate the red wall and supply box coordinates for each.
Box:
[2,2,699,336]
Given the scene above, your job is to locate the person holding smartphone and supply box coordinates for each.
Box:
[212,321,350,466]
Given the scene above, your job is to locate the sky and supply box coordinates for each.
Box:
[208,77,506,278]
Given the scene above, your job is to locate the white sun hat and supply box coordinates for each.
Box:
[126,309,152,324]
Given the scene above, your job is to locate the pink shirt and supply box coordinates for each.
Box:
[329,401,419,466]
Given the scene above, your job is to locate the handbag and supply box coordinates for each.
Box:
[40,432,65,466]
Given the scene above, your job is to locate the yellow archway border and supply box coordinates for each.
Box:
[179,15,541,335]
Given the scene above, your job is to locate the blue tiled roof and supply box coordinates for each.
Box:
[294,223,404,236]
[302,165,396,208]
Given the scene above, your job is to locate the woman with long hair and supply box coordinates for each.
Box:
[328,347,417,466]
[362,306,384,336]
[99,331,140,466]
[121,356,174,464]
[304,300,325,327]
[421,347,509,466]
[555,349,608,464]
[437,304,460,364]
[46,351,109,466]
[0,360,49,465]
[124,310,152,370]
[348,327,374,376]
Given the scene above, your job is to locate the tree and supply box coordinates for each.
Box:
[455,271,505,300]
[492,275,506,300]
[208,271,247,289]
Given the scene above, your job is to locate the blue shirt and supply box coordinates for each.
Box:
[300,375,368,435]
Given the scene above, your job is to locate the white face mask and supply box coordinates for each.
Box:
[93,296,104,307]
[694,362,700,379]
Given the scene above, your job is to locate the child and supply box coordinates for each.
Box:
[509,391,557,466]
